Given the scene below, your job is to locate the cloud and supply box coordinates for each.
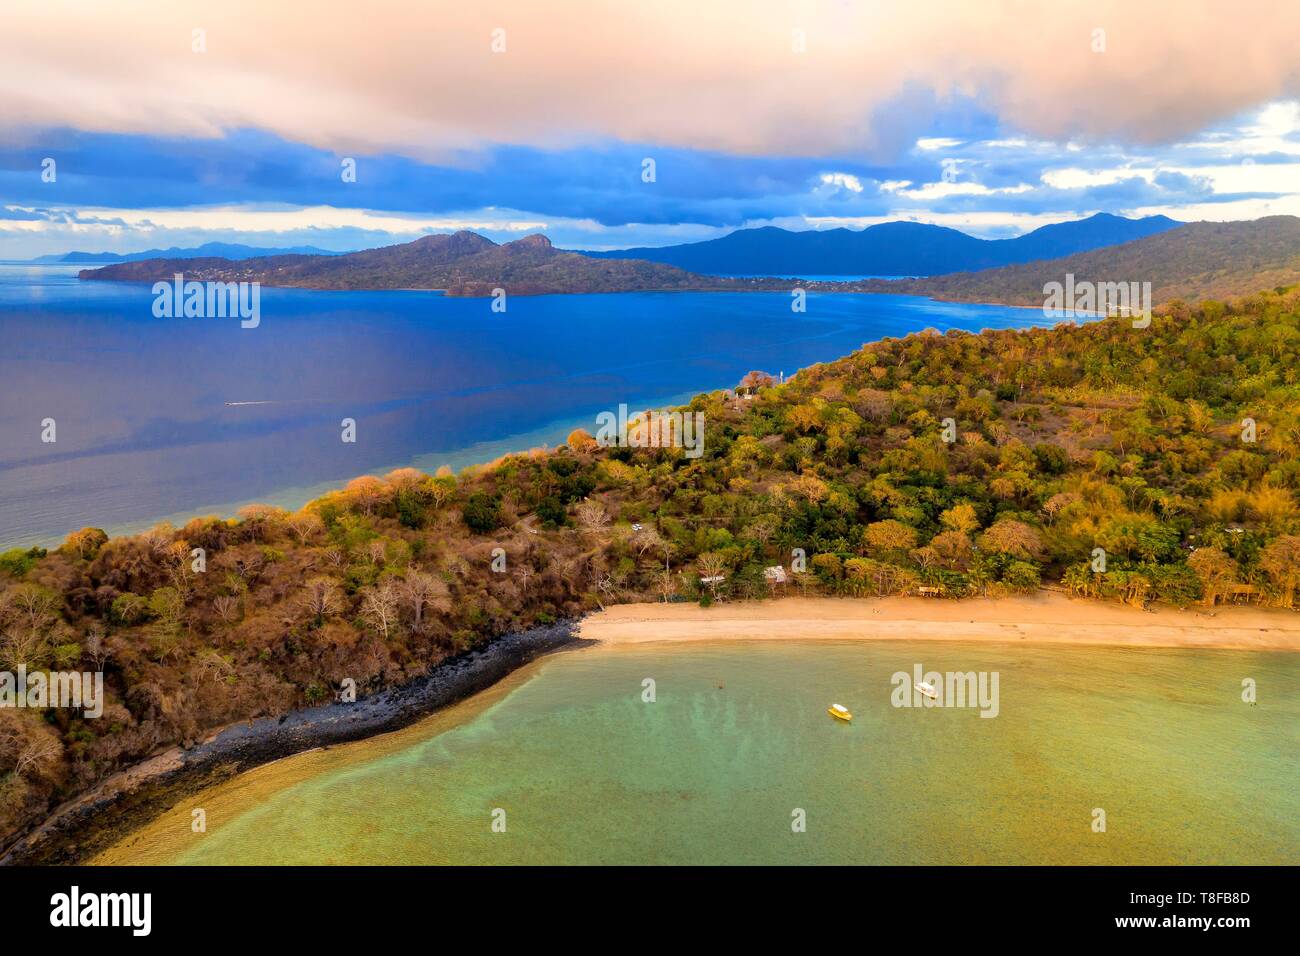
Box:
[916,138,964,151]
[1,1,1298,161]
[818,173,864,193]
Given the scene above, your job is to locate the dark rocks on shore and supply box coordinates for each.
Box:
[0,622,586,866]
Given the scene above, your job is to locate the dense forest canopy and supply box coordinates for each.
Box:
[3,286,1299,843]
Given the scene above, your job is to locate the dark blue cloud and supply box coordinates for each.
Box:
[0,125,986,228]
[1,96,1294,256]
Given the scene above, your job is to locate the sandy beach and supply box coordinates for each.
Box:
[580,593,1300,652]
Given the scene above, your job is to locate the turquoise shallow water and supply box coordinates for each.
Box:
[101,641,1299,865]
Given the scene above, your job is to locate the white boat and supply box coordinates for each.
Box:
[914,681,937,700]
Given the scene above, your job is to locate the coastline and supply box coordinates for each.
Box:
[0,622,585,866]
[10,591,1297,864]
[0,382,707,552]
[579,593,1300,652]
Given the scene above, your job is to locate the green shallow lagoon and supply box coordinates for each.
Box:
[98,641,1300,865]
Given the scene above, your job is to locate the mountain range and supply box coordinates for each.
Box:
[581,213,1180,276]
[78,232,751,295]
[30,242,341,264]
[78,215,1300,305]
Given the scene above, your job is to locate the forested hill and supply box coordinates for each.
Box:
[3,285,1299,846]
[857,216,1300,306]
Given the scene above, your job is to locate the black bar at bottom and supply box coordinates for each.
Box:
[1,865,1285,942]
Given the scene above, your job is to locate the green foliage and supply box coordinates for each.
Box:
[535,496,568,528]
[110,592,150,625]
[462,492,503,533]
[0,547,45,578]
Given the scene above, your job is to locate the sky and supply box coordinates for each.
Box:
[1,0,1298,258]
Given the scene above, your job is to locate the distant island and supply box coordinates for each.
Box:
[29,242,342,265]
[77,232,768,296]
[78,215,1300,309]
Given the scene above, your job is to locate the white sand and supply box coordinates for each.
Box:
[580,593,1300,652]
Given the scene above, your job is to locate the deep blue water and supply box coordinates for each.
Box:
[0,264,1045,548]
[708,273,923,281]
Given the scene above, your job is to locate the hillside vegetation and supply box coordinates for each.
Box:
[863,217,1300,306]
[3,286,1300,844]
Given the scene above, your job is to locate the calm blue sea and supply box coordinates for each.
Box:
[0,264,1047,549]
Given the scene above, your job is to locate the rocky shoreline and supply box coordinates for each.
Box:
[0,621,585,866]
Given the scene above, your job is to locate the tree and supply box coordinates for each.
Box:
[427,476,456,510]
[148,586,185,629]
[696,552,727,599]
[789,403,824,434]
[163,541,198,600]
[462,493,502,533]
[567,428,598,452]
[237,504,288,539]
[1259,536,1300,607]
[0,718,61,782]
[360,579,401,640]
[287,511,325,545]
[738,370,776,394]
[1187,547,1237,608]
[743,515,779,554]
[811,553,843,583]
[1247,486,1297,530]
[939,503,981,536]
[110,592,149,625]
[0,584,63,671]
[1096,515,1179,562]
[788,474,828,503]
[384,467,424,491]
[575,498,611,538]
[344,476,388,516]
[535,496,568,528]
[400,569,449,634]
[83,623,109,670]
[1042,492,1081,524]
[864,520,918,553]
[213,594,242,626]
[60,527,108,561]
[630,525,662,560]
[298,576,343,623]
[978,519,1045,561]
[930,531,973,570]
[516,563,535,595]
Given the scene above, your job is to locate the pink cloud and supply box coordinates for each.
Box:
[1,0,1297,159]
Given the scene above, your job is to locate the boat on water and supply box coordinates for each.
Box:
[914,681,938,700]
[828,703,852,721]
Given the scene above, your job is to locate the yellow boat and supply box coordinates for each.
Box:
[828,703,852,721]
